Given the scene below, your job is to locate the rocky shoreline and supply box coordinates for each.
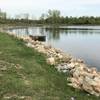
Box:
[1,30,100,97]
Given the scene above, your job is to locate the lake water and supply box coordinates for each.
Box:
[8,26,100,70]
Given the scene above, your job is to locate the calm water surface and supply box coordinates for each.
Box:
[8,26,100,70]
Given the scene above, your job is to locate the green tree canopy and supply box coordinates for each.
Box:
[46,9,61,24]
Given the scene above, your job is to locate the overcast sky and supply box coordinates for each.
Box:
[0,0,100,18]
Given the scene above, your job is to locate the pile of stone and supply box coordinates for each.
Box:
[5,31,100,96]
[25,39,72,65]
[56,59,100,96]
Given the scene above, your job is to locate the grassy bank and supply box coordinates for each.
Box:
[0,32,99,100]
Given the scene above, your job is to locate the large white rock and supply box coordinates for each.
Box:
[26,43,35,48]
[57,53,63,59]
[46,57,55,65]
[36,46,46,53]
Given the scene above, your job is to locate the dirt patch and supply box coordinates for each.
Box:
[0,60,23,71]
[3,93,32,100]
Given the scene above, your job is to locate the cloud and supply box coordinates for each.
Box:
[0,0,100,17]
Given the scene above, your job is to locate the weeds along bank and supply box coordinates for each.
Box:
[2,30,100,97]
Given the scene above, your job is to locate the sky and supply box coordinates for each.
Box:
[0,0,100,18]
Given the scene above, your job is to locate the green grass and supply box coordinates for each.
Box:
[0,32,100,100]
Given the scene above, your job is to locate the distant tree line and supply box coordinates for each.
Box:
[39,10,100,25]
[0,18,39,26]
[1,9,100,25]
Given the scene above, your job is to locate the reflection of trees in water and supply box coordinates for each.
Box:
[44,27,100,41]
[11,27,30,37]
[62,28,100,35]
[24,27,29,35]
[66,29,97,35]
[45,28,60,40]
[45,27,100,36]
[10,27,100,41]
[39,28,45,35]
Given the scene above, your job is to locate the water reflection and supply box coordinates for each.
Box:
[9,26,100,40]
[8,26,100,70]
[45,28,60,40]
